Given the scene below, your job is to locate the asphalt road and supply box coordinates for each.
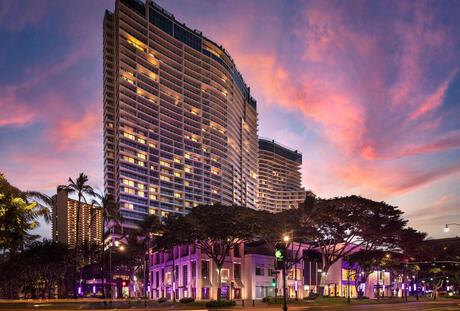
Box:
[0,301,459,311]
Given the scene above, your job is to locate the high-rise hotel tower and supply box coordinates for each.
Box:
[103,0,258,229]
[257,139,306,213]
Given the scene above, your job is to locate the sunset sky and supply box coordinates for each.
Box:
[1,0,459,238]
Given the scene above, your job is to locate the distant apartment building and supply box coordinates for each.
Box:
[257,139,306,212]
[148,242,390,301]
[52,186,103,247]
[103,0,258,231]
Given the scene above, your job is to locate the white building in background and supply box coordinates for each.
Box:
[148,242,392,301]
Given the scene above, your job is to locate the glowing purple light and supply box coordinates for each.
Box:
[93,285,96,294]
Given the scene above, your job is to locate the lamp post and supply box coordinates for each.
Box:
[108,240,124,299]
[282,234,289,311]
[444,223,460,233]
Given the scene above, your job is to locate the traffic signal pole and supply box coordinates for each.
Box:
[282,256,288,311]
[275,238,289,311]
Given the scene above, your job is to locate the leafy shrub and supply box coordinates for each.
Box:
[304,292,319,300]
[262,296,272,303]
[180,297,195,303]
[205,300,236,307]
[157,297,167,303]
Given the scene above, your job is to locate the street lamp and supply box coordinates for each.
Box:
[283,235,290,243]
[444,223,460,233]
[109,240,125,299]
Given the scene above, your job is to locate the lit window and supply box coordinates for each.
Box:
[123,132,135,140]
[138,153,146,159]
[149,194,157,200]
[160,160,170,167]
[138,184,145,190]
[137,160,145,166]
[149,143,157,148]
[121,75,135,85]
[174,193,182,199]
[124,156,135,163]
[138,191,144,197]
[123,179,134,187]
[174,158,181,163]
[184,153,191,159]
[127,39,146,52]
[174,172,182,177]
[149,187,157,193]
[160,175,171,182]
[124,187,135,194]
[184,167,192,173]
[124,203,134,209]
[137,137,145,144]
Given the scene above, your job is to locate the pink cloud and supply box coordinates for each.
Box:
[208,1,460,200]
[0,86,36,127]
[409,69,457,121]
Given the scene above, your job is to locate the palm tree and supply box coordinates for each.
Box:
[67,173,95,298]
[25,192,55,224]
[91,193,122,299]
[0,174,51,254]
[137,215,162,298]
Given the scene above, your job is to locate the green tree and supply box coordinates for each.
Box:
[156,215,191,303]
[91,193,122,299]
[297,195,407,293]
[67,173,95,298]
[177,205,261,300]
[137,214,162,298]
[0,173,49,254]
[24,191,54,224]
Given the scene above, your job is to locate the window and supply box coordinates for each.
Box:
[234,244,241,257]
[155,271,160,287]
[183,265,188,286]
[201,260,209,278]
[256,266,264,276]
[191,261,196,278]
[256,286,274,299]
[234,263,241,279]
[221,268,230,283]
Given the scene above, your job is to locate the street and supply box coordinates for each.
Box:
[0,300,459,311]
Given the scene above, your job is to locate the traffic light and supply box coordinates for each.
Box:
[272,278,277,288]
[275,243,285,270]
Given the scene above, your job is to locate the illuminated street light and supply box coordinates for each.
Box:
[283,235,290,243]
